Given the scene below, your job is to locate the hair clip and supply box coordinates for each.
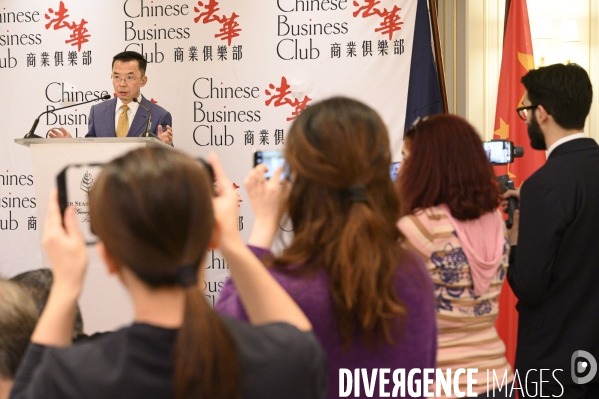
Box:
[174,265,198,288]
[348,184,367,203]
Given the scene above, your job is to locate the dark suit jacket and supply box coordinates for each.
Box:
[85,96,171,138]
[508,138,599,391]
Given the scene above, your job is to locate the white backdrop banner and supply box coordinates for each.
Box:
[0,0,440,332]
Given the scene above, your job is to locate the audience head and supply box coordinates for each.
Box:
[10,269,84,341]
[0,279,38,382]
[88,147,239,399]
[399,114,499,220]
[280,96,406,347]
[89,147,214,288]
[521,63,592,131]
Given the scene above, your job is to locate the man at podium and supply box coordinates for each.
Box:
[48,51,173,146]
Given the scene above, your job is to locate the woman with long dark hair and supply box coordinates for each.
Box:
[217,97,437,399]
[397,114,513,398]
[10,147,326,399]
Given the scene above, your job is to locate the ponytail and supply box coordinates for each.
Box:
[269,97,409,349]
[88,147,241,398]
[326,199,407,349]
[173,285,240,399]
[275,179,408,349]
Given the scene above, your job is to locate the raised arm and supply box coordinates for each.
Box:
[244,164,288,248]
[209,153,311,331]
[31,189,88,347]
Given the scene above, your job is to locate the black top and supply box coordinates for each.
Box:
[508,138,599,389]
[10,316,327,399]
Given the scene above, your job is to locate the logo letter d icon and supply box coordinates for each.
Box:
[571,350,598,384]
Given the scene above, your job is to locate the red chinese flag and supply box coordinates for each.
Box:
[493,0,545,370]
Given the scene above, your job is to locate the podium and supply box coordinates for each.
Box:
[15,137,166,334]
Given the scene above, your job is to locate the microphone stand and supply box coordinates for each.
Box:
[23,94,111,139]
[132,98,158,139]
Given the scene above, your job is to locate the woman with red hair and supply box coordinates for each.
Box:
[396,114,513,398]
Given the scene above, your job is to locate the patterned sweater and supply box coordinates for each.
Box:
[398,206,513,397]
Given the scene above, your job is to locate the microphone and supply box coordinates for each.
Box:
[132,98,158,139]
[23,94,111,139]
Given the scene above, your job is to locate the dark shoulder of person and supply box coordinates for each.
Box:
[14,325,177,399]
[220,316,328,399]
[72,330,111,343]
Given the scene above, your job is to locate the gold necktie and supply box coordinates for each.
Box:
[116,105,129,137]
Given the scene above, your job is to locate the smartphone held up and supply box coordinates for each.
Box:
[253,149,288,180]
[56,163,103,245]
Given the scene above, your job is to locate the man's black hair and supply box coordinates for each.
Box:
[112,51,148,75]
[521,63,592,130]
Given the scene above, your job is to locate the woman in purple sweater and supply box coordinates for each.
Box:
[216,97,437,398]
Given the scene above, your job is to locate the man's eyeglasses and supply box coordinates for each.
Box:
[111,75,142,83]
[516,105,538,121]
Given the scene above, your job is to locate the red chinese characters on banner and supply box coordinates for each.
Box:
[64,19,90,52]
[45,2,70,30]
[44,2,91,51]
[193,0,242,46]
[194,0,220,23]
[353,0,381,17]
[214,13,241,45]
[353,0,403,40]
[265,77,312,122]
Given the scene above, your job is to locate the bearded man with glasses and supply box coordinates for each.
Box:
[48,51,173,145]
[504,63,599,398]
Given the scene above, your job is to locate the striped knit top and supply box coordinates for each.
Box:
[398,206,513,397]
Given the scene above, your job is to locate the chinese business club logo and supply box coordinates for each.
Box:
[353,0,403,40]
[265,76,312,121]
[571,351,597,385]
[45,1,91,51]
[193,0,241,46]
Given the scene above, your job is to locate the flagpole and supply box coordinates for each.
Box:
[428,0,449,113]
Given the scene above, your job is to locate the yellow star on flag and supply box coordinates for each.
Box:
[494,117,510,140]
[518,52,535,71]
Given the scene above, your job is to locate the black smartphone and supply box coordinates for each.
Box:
[483,140,514,165]
[56,163,103,245]
[390,162,401,181]
[253,149,287,180]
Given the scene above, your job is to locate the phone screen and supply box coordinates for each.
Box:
[390,162,400,181]
[483,140,513,165]
[254,149,286,180]
[56,163,104,245]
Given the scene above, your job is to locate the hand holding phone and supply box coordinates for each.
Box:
[245,160,289,248]
[41,189,88,298]
[56,163,103,245]
[253,149,287,180]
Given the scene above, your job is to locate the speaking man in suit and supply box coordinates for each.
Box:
[505,63,599,398]
[48,51,173,145]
